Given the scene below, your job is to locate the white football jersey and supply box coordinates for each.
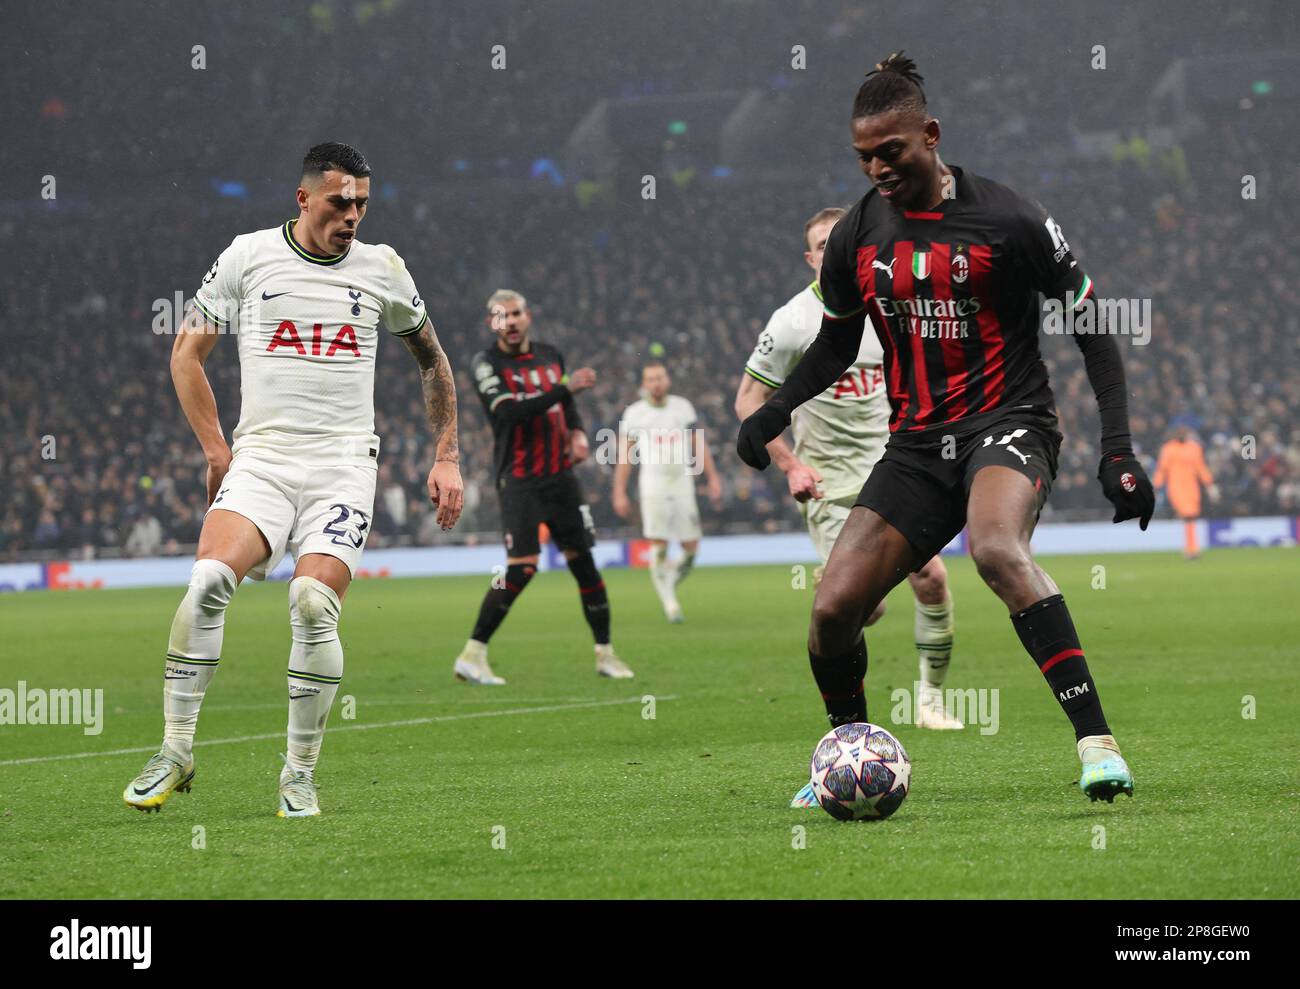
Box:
[194,220,427,465]
[744,282,890,500]
[621,394,700,498]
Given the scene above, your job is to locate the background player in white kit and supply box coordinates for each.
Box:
[734,207,961,761]
[613,363,723,622]
[122,143,464,818]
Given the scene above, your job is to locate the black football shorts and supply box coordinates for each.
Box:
[498,471,597,558]
[855,415,1062,568]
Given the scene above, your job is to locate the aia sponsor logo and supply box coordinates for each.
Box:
[267,320,361,357]
[832,366,885,400]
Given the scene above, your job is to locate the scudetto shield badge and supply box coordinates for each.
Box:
[912,251,931,280]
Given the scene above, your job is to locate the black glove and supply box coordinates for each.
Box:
[1098,452,1155,530]
[737,400,792,470]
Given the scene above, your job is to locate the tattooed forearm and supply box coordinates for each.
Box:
[402,322,459,463]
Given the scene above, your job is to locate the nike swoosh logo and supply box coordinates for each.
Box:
[164,676,190,680]
[262,290,291,300]
[134,785,155,795]
[283,796,301,812]
[412,294,423,307]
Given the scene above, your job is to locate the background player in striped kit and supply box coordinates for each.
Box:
[736,207,962,756]
[453,290,634,683]
[737,53,1155,803]
[613,362,723,623]
[123,143,464,818]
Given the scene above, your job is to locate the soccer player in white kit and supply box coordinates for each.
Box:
[122,144,464,818]
[734,207,961,768]
[613,363,723,622]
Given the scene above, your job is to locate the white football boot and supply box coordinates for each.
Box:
[1078,735,1134,802]
[122,744,195,813]
[453,639,506,685]
[595,644,635,679]
[916,686,964,730]
[277,766,321,818]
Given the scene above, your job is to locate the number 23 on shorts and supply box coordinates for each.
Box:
[322,503,370,548]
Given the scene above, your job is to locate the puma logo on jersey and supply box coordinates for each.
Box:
[872,257,897,278]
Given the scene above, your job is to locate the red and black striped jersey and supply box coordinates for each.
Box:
[819,166,1093,441]
[471,341,585,486]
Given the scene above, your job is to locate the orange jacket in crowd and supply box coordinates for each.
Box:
[1153,438,1214,518]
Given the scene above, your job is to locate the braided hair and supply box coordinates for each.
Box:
[851,51,927,121]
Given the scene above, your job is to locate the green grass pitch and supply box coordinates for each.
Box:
[1,548,1296,899]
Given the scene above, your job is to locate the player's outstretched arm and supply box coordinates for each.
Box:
[736,312,864,470]
[734,374,795,468]
[402,320,464,530]
[612,433,634,519]
[480,367,593,426]
[693,428,724,507]
[1072,329,1154,529]
[734,375,823,500]
[170,304,231,505]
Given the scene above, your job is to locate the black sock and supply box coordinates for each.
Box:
[470,563,536,643]
[1011,594,1110,740]
[566,552,611,645]
[809,637,868,727]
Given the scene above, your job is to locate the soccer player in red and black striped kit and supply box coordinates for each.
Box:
[738,53,1154,803]
[452,289,634,683]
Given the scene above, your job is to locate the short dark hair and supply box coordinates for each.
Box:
[301,142,371,182]
[803,206,846,246]
[852,51,927,122]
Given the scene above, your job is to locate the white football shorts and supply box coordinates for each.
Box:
[207,450,378,579]
[800,491,860,564]
[640,492,702,543]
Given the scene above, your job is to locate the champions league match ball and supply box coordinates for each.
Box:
[809,722,911,821]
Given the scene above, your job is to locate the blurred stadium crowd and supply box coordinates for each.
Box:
[4,0,1296,559]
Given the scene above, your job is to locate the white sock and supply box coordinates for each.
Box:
[285,576,343,777]
[915,594,954,701]
[1077,734,1122,764]
[649,544,675,607]
[163,559,237,763]
[673,550,696,587]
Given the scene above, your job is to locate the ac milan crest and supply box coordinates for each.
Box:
[952,252,969,284]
